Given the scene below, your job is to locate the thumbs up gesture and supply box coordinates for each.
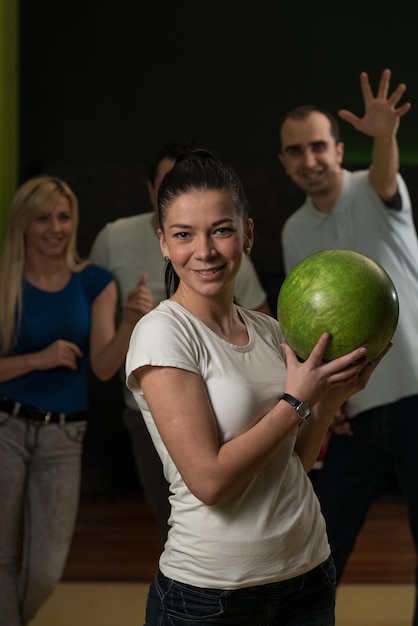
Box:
[122,273,155,325]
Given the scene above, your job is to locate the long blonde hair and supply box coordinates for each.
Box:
[0,175,88,355]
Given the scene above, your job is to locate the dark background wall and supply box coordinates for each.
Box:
[19,0,418,493]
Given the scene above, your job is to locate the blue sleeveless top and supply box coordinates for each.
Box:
[0,264,113,413]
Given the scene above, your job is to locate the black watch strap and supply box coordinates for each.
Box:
[281,393,311,420]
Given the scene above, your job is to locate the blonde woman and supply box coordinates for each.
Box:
[0,176,143,626]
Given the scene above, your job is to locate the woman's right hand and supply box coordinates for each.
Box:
[31,339,83,371]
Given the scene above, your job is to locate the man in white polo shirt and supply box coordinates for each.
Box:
[278,69,418,625]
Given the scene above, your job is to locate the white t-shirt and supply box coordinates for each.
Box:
[281,170,418,417]
[126,301,330,589]
[90,212,268,409]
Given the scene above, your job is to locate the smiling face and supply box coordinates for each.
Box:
[159,189,253,301]
[25,195,73,261]
[279,111,344,199]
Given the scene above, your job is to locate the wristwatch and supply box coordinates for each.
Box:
[281,393,311,420]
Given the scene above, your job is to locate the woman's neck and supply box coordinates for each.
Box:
[24,256,71,292]
[171,288,248,345]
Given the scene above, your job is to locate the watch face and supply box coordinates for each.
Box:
[297,402,311,419]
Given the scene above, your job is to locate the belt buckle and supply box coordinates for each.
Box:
[43,411,52,425]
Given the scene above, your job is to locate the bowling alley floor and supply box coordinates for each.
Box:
[31,488,415,625]
[31,582,415,625]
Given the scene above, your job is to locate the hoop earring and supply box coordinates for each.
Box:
[164,256,170,263]
[246,247,252,255]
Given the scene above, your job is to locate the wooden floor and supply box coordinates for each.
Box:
[32,583,416,626]
[63,488,416,585]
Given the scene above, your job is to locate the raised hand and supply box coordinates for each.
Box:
[338,68,411,138]
[122,273,155,325]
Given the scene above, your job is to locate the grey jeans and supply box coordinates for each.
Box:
[0,411,86,626]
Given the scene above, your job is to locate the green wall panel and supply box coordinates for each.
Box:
[0,0,18,249]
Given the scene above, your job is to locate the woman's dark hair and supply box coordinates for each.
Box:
[158,149,250,297]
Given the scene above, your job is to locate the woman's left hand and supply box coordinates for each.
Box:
[282,333,392,412]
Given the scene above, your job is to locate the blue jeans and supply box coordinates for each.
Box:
[0,412,86,626]
[144,557,336,625]
[314,394,418,626]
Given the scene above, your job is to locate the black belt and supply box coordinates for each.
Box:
[0,396,87,424]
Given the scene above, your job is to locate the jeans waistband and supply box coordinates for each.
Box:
[0,396,87,425]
